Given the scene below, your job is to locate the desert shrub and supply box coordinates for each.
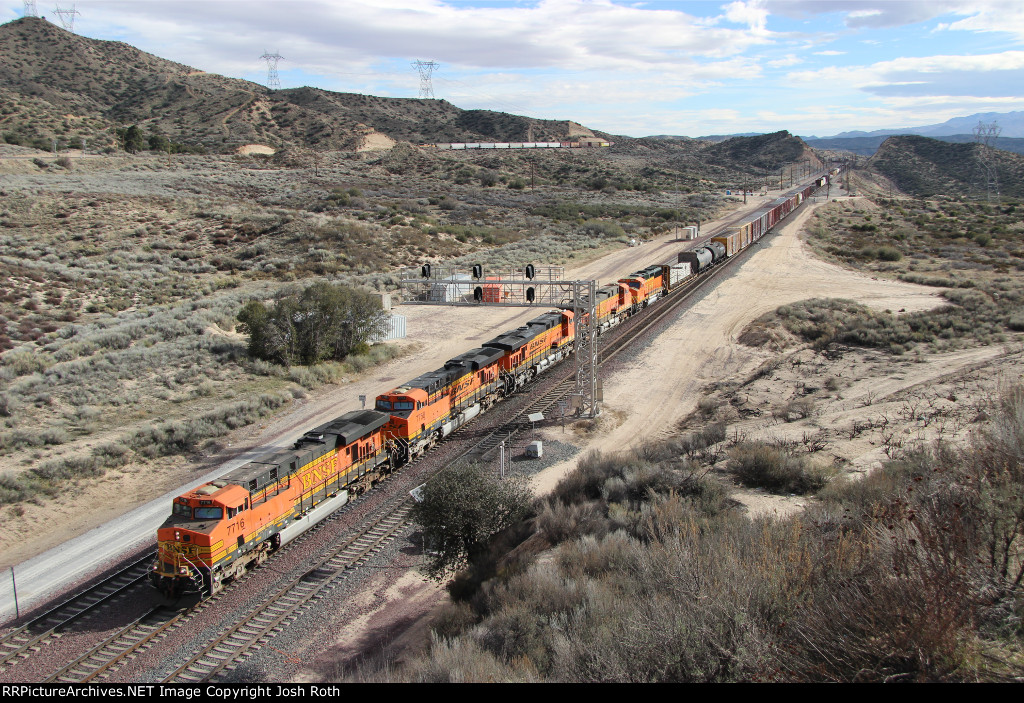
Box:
[728,441,831,494]
[411,462,534,579]
[580,219,625,239]
[536,499,608,543]
[697,396,720,417]
[389,386,1024,682]
[129,392,289,458]
[877,245,903,261]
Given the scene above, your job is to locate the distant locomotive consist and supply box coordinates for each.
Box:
[150,171,836,598]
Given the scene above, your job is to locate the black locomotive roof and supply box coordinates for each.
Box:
[405,368,451,393]
[224,450,301,493]
[300,410,389,447]
[482,328,530,352]
[622,264,662,280]
[445,347,504,371]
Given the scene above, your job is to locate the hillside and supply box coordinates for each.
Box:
[867,135,1024,198]
[702,130,814,171]
[805,134,1024,157]
[0,17,595,152]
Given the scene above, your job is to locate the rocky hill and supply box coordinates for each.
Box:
[703,131,815,171]
[0,17,598,152]
[867,135,1024,199]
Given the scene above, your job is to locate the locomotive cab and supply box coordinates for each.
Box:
[152,481,253,598]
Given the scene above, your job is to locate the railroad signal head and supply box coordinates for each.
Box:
[472,264,483,279]
[474,286,483,301]
[421,264,431,279]
[526,287,535,303]
[525,264,535,280]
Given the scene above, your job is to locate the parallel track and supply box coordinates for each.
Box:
[13,182,825,683]
[161,502,413,683]
[0,554,153,673]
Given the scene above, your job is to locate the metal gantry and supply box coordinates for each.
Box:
[398,266,599,417]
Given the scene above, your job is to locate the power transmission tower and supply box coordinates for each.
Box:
[973,121,1001,203]
[260,50,284,91]
[411,60,439,99]
[54,3,80,32]
[23,1,38,17]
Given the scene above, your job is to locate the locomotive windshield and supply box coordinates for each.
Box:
[375,399,392,411]
[194,506,223,520]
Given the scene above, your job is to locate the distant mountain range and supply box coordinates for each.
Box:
[651,112,1024,156]
[806,112,1024,140]
[801,112,1024,157]
[805,134,1024,157]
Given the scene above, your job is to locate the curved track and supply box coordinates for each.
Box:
[7,181,826,683]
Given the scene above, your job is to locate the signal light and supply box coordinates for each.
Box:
[526,287,535,303]
[474,286,483,301]
[421,264,431,278]
[525,264,535,280]
[472,264,483,279]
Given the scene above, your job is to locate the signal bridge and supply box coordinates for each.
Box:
[398,264,599,418]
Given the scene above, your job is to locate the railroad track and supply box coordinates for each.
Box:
[0,553,154,673]
[161,501,413,683]
[13,187,816,684]
[459,233,760,465]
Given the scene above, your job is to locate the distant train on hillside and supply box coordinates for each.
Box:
[421,140,613,150]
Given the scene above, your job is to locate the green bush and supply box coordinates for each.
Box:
[237,282,388,366]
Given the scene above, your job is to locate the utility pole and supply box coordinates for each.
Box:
[23,1,37,17]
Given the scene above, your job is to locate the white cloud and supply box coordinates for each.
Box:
[767,54,802,67]
[764,0,1021,34]
[73,0,779,79]
[722,1,770,33]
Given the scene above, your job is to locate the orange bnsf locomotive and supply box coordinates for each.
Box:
[151,174,837,598]
[151,310,574,597]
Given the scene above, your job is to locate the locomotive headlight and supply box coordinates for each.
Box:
[179,567,188,574]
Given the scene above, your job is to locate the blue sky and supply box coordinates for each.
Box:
[6,1,1024,137]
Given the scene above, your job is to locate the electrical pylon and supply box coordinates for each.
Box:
[260,50,284,91]
[411,60,438,99]
[54,3,80,32]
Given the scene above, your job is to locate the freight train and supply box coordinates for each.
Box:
[150,171,837,598]
[421,140,613,150]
